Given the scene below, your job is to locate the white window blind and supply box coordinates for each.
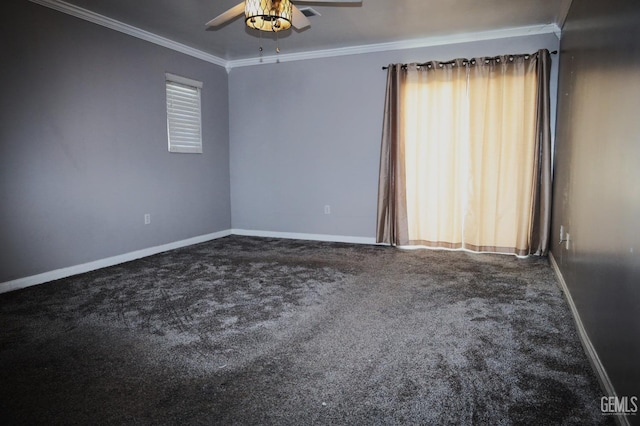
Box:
[165,73,203,154]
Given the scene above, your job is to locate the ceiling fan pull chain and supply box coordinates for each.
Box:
[206,0,364,57]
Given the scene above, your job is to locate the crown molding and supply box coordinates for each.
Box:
[28,0,227,68]
[29,0,560,71]
[556,0,574,35]
[227,23,561,69]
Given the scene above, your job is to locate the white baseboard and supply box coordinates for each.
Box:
[548,252,629,425]
[0,230,232,294]
[231,229,378,245]
[0,229,379,294]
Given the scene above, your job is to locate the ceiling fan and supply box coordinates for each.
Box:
[206,0,362,33]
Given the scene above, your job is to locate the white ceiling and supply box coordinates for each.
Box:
[38,0,572,62]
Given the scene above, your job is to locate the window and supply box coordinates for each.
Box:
[165,73,203,153]
[377,50,552,256]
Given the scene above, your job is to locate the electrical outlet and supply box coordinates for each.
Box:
[324,205,331,215]
[144,213,151,225]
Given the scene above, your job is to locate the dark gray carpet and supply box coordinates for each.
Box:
[0,236,612,425]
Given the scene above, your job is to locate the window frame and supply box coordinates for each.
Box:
[165,73,203,154]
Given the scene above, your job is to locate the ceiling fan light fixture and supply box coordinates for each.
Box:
[245,0,293,32]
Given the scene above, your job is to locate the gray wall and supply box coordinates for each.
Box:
[0,1,231,282]
[229,33,560,238]
[552,0,640,400]
[0,2,560,285]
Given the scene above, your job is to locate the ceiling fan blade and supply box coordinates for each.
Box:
[205,2,246,28]
[291,5,311,30]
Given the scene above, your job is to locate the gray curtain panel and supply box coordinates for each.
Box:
[530,49,552,256]
[376,64,408,245]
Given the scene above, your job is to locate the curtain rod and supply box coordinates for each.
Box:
[381,50,557,70]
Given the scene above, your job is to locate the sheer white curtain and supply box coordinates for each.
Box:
[464,56,538,254]
[377,51,552,256]
[403,60,468,249]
